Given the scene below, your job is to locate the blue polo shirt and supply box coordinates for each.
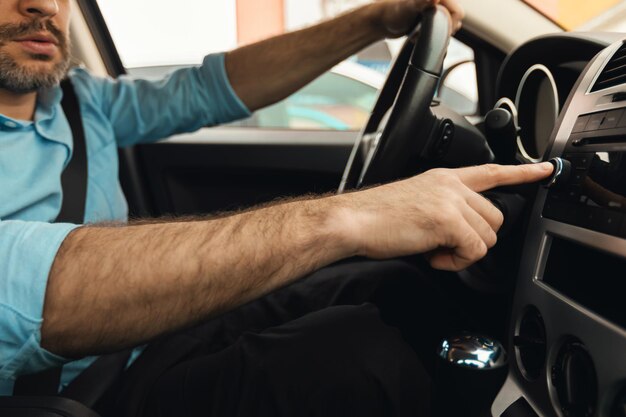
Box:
[0,53,250,394]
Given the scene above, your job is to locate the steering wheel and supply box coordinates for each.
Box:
[339,6,452,192]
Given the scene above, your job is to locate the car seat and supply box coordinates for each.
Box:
[0,396,102,417]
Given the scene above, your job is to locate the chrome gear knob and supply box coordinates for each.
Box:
[433,334,508,417]
[437,334,507,370]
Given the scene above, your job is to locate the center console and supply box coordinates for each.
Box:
[493,40,626,417]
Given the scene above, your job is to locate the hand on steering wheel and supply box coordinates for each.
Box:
[341,6,453,191]
[373,0,465,37]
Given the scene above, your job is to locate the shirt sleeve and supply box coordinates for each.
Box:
[0,220,77,381]
[71,53,251,147]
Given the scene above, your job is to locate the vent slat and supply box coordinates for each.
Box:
[595,73,626,89]
[605,57,626,70]
[591,42,626,92]
[602,63,626,76]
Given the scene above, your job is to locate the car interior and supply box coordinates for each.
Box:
[2,0,626,416]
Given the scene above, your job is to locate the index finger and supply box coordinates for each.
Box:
[455,163,554,192]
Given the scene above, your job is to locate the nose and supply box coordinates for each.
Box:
[18,0,59,19]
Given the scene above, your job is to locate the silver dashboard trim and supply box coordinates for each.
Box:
[155,127,358,147]
[535,280,626,340]
[531,233,551,282]
[495,36,626,417]
[514,64,560,163]
[541,217,626,259]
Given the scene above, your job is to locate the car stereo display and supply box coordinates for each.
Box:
[543,150,626,237]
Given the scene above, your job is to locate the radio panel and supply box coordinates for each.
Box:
[542,106,626,237]
[543,150,626,236]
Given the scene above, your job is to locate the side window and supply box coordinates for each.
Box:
[244,65,381,130]
[439,38,479,116]
[98,1,479,131]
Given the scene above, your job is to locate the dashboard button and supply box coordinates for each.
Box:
[542,158,572,189]
[432,119,454,158]
[564,188,583,203]
[571,170,587,185]
[564,153,593,171]
[543,201,579,224]
[596,210,623,235]
[577,206,622,234]
[547,190,567,202]
[578,206,603,229]
[547,185,582,203]
[585,112,606,131]
[601,109,624,129]
[572,115,591,133]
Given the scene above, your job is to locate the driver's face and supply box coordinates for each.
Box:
[0,0,71,93]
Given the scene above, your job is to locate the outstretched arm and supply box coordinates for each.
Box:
[225,0,464,111]
[41,162,551,358]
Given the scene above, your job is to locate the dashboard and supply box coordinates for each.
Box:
[487,33,626,417]
[495,34,625,164]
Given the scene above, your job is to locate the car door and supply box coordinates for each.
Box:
[77,0,500,218]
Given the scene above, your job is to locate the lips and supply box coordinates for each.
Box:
[13,32,59,56]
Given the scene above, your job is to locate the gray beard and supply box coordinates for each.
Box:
[0,49,71,94]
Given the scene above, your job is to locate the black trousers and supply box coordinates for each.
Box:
[103,257,470,417]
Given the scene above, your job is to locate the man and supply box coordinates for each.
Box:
[0,0,553,415]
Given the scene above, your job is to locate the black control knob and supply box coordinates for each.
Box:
[542,157,572,189]
[485,108,518,165]
[551,340,597,417]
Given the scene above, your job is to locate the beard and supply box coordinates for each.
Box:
[0,19,71,94]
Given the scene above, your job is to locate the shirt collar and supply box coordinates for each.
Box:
[33,83,72,147]
[0,84,70,146]
[0,113,29,130]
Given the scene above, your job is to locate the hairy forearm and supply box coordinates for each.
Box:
[41,196,354,357]
[40,161,552,357]
[225,5,384,111]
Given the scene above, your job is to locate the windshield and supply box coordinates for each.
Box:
[524,0,625,30]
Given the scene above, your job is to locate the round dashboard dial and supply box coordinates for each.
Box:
[515,64,560,162]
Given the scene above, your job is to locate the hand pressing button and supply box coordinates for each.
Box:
[542,157,572,189]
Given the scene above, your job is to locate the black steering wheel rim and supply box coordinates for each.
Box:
[339,6,452,192]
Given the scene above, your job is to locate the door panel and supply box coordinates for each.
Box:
[134,128,355,216]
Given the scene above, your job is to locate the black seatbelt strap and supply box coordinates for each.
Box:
[15,80,130,404]
[14,79,86,396]
[56,78,88,224]
[61,349,132,408]
[13,367,63,396]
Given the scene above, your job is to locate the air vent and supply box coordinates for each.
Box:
[591,42,626,92]
[514,306,546,381]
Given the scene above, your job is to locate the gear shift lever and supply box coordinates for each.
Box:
[433,334,508,417]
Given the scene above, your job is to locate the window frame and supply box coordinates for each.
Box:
[454,30,508,116]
